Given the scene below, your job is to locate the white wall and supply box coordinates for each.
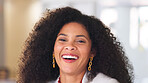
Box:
[115,7,148,83]
[4,0,42,78]
[0,0,5,67]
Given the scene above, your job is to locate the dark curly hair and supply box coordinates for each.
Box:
[17,7,134,83]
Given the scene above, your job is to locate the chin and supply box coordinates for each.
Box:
[60,67,77,74]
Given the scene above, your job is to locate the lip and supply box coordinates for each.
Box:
[61,53,79,63]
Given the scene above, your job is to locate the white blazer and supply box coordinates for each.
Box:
[49,73,119,83]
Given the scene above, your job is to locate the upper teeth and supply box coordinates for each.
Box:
[62,56,78,59]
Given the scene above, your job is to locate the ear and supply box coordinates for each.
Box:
[90,49,96,57]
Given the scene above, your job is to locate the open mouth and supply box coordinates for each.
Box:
[62,54,79,63]
[62,55,78,60]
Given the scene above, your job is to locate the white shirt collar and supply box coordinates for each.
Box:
[51,72,119,83]
[53,72,88,83]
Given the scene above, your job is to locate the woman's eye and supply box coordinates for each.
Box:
[59,39,66,42]
[77,40,86,43]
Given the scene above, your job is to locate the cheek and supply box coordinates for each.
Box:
[54,43,63,54]
[79,46,91,57]
[54,42,66,59]
[54,43,63,62]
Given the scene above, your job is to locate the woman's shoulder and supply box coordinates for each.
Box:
[90,73,119,83]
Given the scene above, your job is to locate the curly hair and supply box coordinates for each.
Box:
[17,7,134,83]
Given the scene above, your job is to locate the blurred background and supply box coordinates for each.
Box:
[0,0,148,83]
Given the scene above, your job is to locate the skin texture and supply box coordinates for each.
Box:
[54,22,94,83]
[17,7,134,83]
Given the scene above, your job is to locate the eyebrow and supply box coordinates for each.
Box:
[58,33,67,36]
[76,35,86,38]
[58,33,88,39]
[76,35,89,40]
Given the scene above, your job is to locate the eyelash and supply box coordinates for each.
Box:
[77,40,86,43]
[59,39,66,42]
[58,38,86,43]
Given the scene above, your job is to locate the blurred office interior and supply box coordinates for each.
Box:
[0,0,148,83]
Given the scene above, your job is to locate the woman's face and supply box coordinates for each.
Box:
[54,22,93,75]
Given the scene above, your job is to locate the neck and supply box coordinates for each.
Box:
[59,70,86,83]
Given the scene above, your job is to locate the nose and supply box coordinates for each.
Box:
[64,44,76,51]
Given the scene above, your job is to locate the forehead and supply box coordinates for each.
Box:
[59,22,89,35]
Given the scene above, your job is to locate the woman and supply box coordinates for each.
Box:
[17,7,134,83]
